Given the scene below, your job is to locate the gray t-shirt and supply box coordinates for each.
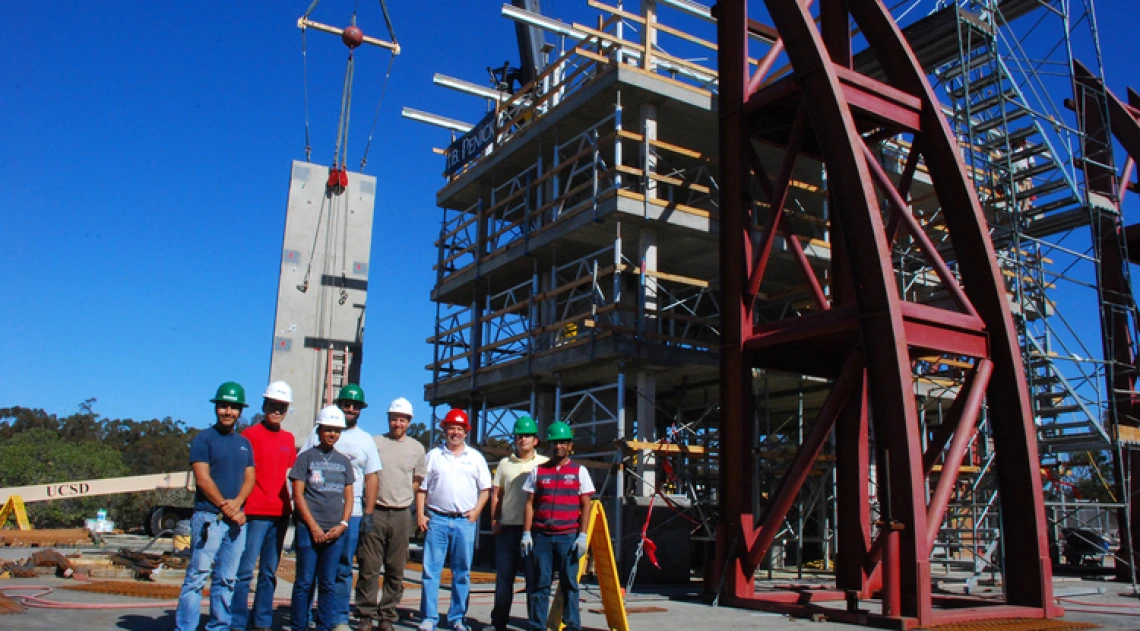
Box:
[374,434,427,508]
[289,447,353,530]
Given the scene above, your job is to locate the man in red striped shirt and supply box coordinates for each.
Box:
[521,421,594,631]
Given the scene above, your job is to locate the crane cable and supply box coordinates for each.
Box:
[298,0,400,172]
[360,0,399,169]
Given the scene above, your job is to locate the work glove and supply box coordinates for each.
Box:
[521,531,534,556]
[576,533,589,558]
[360,513,374,536]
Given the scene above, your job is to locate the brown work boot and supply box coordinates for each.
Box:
[377,621,396,631]
[355,618,374,631]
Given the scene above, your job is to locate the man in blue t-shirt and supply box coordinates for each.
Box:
[174,381,256,631]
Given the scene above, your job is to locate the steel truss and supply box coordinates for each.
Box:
[715,0,1057,626]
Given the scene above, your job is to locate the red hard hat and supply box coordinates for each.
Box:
[441,409,471,431]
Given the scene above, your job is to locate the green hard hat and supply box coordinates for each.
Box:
[513,416,538,436]
[336,383,368,408]
[546,420,574,442]
[210,381,248,407]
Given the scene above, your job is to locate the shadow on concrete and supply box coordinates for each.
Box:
[116,610,175,630]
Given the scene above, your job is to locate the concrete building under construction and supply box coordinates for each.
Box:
[409,0,1139,626]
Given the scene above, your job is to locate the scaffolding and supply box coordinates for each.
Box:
[414,0,1136,601]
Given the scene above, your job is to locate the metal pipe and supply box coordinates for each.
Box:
[297,17,400,54]
[433,73,510,102]
[401,107,474,132]
[501,3,587,39]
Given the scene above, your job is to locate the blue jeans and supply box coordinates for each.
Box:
[232,515,289,630]
[527,531,581,631]
[491,526,529,629]
[174,511,247,631]
[292,521,347,631]
[419,512,477,628]
[329,515,361,625]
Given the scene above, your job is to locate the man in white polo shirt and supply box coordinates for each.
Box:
[415,409,492,631]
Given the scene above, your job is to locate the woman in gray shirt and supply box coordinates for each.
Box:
[290,406,354,631]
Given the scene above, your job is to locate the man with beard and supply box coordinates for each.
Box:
[355,397,426,631]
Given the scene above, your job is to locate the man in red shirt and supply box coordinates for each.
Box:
[232,381,298,631]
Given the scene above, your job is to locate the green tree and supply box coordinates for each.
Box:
[1,402,202,530]
[0,428,128,527]
[406,421,434,451]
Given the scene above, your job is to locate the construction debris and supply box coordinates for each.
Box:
[108,548,166,580]
[0,528,91,547]
[61,581,200,600]
[0,592,26,615]
[0,550,75,579]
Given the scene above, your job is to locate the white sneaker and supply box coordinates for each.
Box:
[451,623,469,631]
[417,621,436,631]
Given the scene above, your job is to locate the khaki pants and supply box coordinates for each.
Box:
[355,506,413,622]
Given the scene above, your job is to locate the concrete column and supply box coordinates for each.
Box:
[636,228,659,496]
[640,228,658,334]
[635,373,657,496]
[534,384,557,433]
[639,102,658,202]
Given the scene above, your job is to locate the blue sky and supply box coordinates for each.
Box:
[1,1,1138,433]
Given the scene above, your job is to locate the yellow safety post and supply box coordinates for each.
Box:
[0,496,32,530]
[547,499,629,631]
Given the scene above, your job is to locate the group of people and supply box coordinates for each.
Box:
[174,380,594,631]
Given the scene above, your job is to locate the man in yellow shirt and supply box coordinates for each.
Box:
[489,416,549,631]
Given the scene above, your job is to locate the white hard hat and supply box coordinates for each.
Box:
[316,406,346,428]
[388,397,414,418]
[263,381,293,403]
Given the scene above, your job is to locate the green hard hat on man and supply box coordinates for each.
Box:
[210,381,248,407]
[513,415,538,436]
[336,383,368,408]
[546,420,573,442]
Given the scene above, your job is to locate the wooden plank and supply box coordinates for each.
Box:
[572,22,646,52]
[643,268,710,288]
[616,165,714,194]
[931,464,982,474]
[586,0,719,54]
[624,440,709,455]
[426,320,473,344]
[531,179,596,218]
[616,130,707,160]
[481,298,533,322]
[1115,424,1140,444]
[915,355,974,370]
[618,59,714,97]
[615,189,711,218]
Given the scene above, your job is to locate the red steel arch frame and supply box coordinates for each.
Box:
[713,0,1059,626]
